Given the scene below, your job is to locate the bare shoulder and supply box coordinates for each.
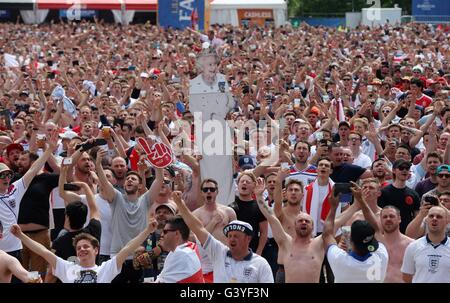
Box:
[218,204,236,214]
[400,234,415,246]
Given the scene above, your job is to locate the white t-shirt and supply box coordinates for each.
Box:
[202,234,274,283]
[401,236,450,283]
[327,243,389,283]
[353,153,372,169]
[0,178,27,252]
[54,256,120,283]
[156,242,203,283]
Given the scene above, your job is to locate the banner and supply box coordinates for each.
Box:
[237,9,274,27]
[59,9,97,18]
[412,0,450,16]
[158,0,205,30]
[0,10,10,18]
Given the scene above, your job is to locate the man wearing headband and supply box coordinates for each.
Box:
[171,191,273,283]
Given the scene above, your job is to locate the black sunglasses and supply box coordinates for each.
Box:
[201,187,217,193]
[162,229,177,235]
[438,173,450,179]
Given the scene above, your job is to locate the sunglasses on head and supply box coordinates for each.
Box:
[201,187,217,193]
[0,171,13,179]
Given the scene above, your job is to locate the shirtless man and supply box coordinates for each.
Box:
[379,206,413,283]
[193,178,236,282]
[193,178,236,244]
[274,168,303,238]
[255,178,358,283]
[349,182,413,283]
[0,223,37,283]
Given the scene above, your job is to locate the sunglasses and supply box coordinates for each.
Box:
[0,172,13,179]
[162,229,176,235]
[202,187,217,193]
[343,78,351,81]
[397,166,410,171]
[163,179,173,186]
[438,173,450,179]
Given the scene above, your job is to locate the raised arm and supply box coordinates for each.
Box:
[71,181,100,221]
[59,165,82,205]
[10,224,57,271]
[255,178,290,249]
[274,168,289,221]
[95,149,115,202]
[322,188,340,248]
[22,130,58,188]
[115,217,157,267]
[171,191,209,245]
[352,182,382,240]
[405,202,431,239]
[149,167,164,203]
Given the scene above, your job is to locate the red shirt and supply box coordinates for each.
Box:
[415,94,433,108]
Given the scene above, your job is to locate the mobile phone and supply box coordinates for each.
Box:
[128,65,136,71]
[47,60,53,67]
[64,183,80,191]
[334,183,352,196]
[62,157,72,165]
[72,60,79,66]
[294,87,300,92]
[281,162,289,170]
[424,196,439,206]
[315,131,324,141]
[294,98,301,108]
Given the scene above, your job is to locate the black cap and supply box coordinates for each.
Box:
[392,159,412,169]
[351,220,379,253]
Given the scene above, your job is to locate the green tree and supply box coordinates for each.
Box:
[288,0,412,17]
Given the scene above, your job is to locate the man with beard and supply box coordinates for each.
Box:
[371,158,390,188]
[17,150,60,277]
[73,151,96,192]
[378,159,421,234]
[378,206,414,282]
[193,178,236,282]
[5,143,24,174]
[133,203,177,281]
[287,141,317,187]
[111,156,128,189]
[96,148,161,283]
[414,153,442,198]
[229,172,268,256]
[256,178,357,283]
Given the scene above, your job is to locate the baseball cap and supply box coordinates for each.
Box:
[223,220,253,237]
[6,143,24,155]
[0,163,12,174]
[155,203,177,215]
[238,155,255,170]
[59,130,78,140]
[350,220,379,253]
[436,164,450,175]
[392,159,412,170]
[310,106,320,116]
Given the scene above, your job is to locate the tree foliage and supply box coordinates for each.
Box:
[288,0,412,17]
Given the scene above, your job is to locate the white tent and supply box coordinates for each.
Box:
[210,0,287,27]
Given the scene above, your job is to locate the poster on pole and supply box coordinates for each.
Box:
[158,0,205,30]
